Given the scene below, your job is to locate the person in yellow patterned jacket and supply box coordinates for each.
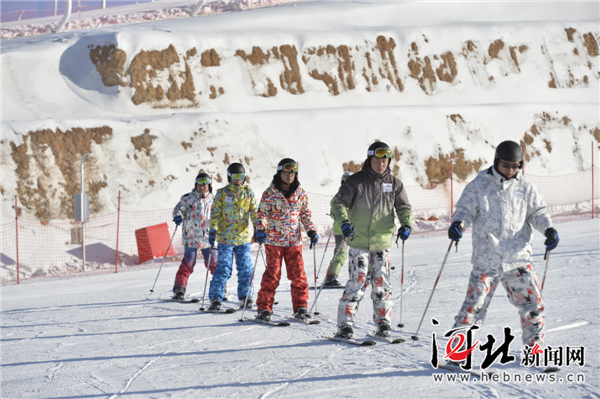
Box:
[207,163,258,310]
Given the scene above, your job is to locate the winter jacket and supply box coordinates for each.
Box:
[257,183,316,247]
[453,167,553,271]
[173,189,213,249]
[210,183,258,246]
[332,163,412,251]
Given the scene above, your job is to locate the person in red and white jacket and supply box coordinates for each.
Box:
[253,158,318,322]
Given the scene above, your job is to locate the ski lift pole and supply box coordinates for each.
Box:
[199,247,215,311]
[315,225,333,278]
[149,225,179,294]
[541,249,551,292]
[239,245,262,321]
[398,240,405,328]
[309,238,347,316]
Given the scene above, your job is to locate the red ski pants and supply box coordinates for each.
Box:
[256,245,309,313]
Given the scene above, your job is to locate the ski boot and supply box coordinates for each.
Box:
[172,288,185,301]
[335,325,354,339]
[324,277,341,287]
[208,298,222,311]
[240,295,253,309]
[375,321,391,337]
[256,309,272,322]
[294,306,310,321]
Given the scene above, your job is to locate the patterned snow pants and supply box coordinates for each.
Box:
[208,243,254,301]
[326,235,349,279]
[337,247,393,328]
[256,245,309,313]
[173,246,218,293]
[452,264,545,346]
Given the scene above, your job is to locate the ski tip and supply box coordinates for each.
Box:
[225,308,237,314]
[362,340,377,346]
[309,320,321,325]
[190,298,200,303]
[278,322,291,327]
[391,338,406,344]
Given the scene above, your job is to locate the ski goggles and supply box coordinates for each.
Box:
[367,148,392,158]
[229,173,245,181]
[277,163,298,173]
[500,161,521,170]
[196,177,211,185]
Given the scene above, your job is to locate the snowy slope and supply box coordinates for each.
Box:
[1,1,599,223]
[1,218,598,398]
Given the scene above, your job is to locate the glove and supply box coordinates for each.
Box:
[208,229,217,247]
[307,230,319,249]
[544,227,559,251]
[173,214,183,226]
[448,221,463,241]
[254,230,267,245]
[398,226,411,241]
[341,221,354,238]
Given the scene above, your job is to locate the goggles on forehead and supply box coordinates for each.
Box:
[230,173,245,181]
[277,163,298,173]
[196,177,211,185]
[368,148,392,158]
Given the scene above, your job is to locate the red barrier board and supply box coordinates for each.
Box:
[135,223,174,264]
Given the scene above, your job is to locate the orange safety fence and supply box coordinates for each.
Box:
[2,167,599,284]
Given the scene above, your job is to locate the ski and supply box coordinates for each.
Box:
[437,360,497,378]
[367,332,405,344]
[200,307,237,314]
[322,335,376,346]
[317,285,344,290]
[288,317,320,325]
[162,298,200,303]
[245,317,290,327]
[534,366,561,373]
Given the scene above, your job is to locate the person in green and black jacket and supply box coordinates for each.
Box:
[332,142,412,339]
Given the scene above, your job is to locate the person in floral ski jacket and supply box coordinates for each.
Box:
[253,158,319,322]
[207,163,258,310]
[447,140,559,353]
[171,173,218,300]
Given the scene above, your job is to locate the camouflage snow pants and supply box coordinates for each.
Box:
[337,248,393,328]
[452,264,545,346]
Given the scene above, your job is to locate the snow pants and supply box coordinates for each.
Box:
[173,246,218,293]
[208,243,254,301]
[326,235,348,279]
[256,245,309,313]
[452,263,545,346]
[337,247,393,328]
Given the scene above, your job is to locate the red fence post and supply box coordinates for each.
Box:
[15,195,20,284]
[592,142,595,219]
[115,191,121,273]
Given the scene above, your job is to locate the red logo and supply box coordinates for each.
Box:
[444,333,480,362]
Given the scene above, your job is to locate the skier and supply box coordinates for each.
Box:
[207,163,258,310]
[171,173,218,300]
[253,159,319,322]
[322,171,353,288]
[332,142,412,339]
[447,140,559,351]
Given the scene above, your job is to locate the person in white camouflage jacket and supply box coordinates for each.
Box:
[170,173,218,300]
[448,140,560,348]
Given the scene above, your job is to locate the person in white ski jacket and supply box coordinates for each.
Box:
[171,173,218,300]
[448,141,559,348]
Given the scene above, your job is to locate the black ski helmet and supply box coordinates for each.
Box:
[194,172,212,193]
[227,162,246,183]
[274,158,299,186]
[366,141,392,170]
[494,141,523,169]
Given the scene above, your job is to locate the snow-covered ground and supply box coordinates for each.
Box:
[2,218,598,398]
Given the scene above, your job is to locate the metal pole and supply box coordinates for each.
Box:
[15,196,20,284]
[450,153,454,219]
[54,0,58,16]
[55,0,72,32]
[190,0,206,16]
[541,250,551,292]
[102,0,106,9]
[397,240,405,328]
[149,225,179,294]
[80,152,91,272]
[592,141,595,219]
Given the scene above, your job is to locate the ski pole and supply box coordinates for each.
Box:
[313,245,318,314]
[309,237,347,316]
[315,226,333,279]
[149,225,179,294]
[239,245,262,322]
[541,249,551,292]
[411,240,455,341]
[398,240,405,328]
[199,246,215,311]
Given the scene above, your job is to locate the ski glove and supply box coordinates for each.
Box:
[307,230,319,249]
[208,229,217,247]
[341,221,354,238]
[544,227,559,251]
[448,221,463,241]
[254,230,267,245]
[398,226,411,241]
[173,214,183,226]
